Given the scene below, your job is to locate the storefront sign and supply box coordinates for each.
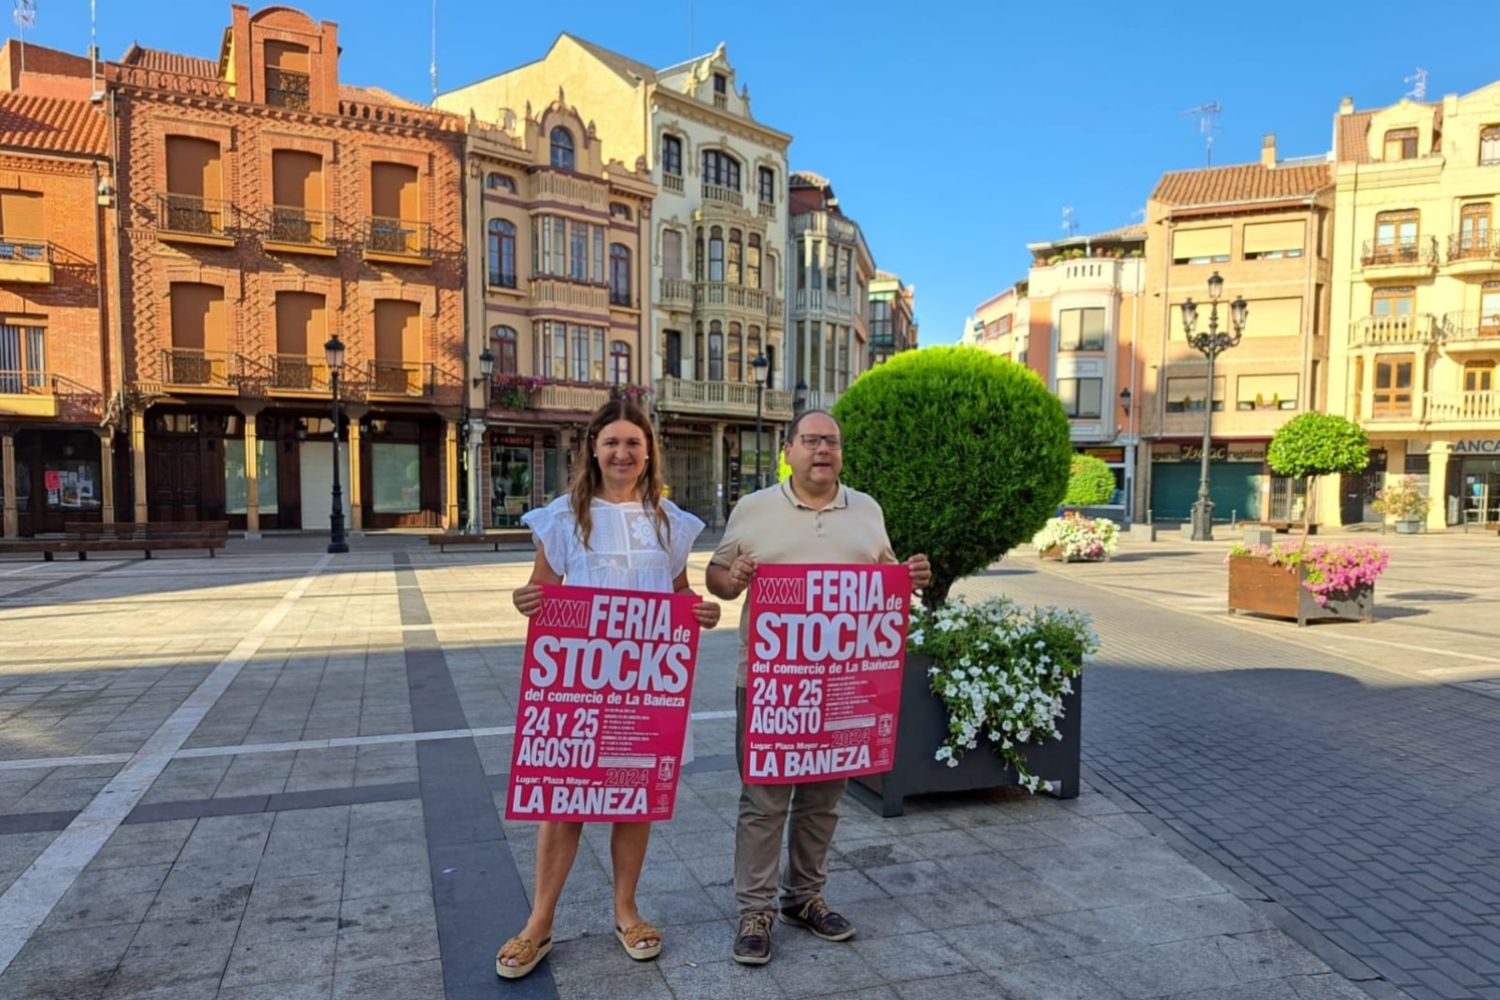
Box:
[744,564,911,784]
[1454,439,1500,454]
[1082,448,1125,463]
[1152,442,1266,463]
[505,585,701,822]
[497,434,533,448]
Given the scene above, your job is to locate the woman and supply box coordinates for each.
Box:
[498,399,720,980]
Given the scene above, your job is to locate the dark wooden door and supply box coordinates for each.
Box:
[148,435,202,522]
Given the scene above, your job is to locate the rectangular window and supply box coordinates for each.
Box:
[758,167,775,205]
[1462,362,1494,393]
[1242,220,1305,260]
[662,135,682,176]
[662,230,682,279]
[1236,373,1299,411]
[593,226,605,282]
[0,322,45,392]
[571,325,590,382]
[727,327,742,382]
[825,246,837,292]
[727,234,742,285]
[1373,355,1414,415]
[370,162,419,223]
[809,321,822,391]
[371,442,421,513]
[1172,226,1230,265]
[1372,210,1419,262]
[1165,376,1226,413]
[1383,127,1419,161]
[1058,308,1107,351]
[840,249,852,295]
[825,325,837,390]
[550,217,566,275]
[1056,378,1103,418]
[592,328,605,383]
[1482,126,1500,166]
[1246,297,1302,337]
[1459,203,1491,257]
[570,221,588,281]
[553,322,567,380]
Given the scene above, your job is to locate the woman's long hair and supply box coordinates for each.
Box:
[569,398,670,551]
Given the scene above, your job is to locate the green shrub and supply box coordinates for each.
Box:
[1064,455,1115,506]
[1267,413,1369,539]
[833,346,1072,607]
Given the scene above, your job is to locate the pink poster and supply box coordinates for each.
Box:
[744,564,911,784]
[506,584,701,823]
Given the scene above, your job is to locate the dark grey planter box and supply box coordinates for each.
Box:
[848,652,1082,818]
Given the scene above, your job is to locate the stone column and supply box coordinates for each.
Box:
[444,419,460,530]
[1,432,17,538]
[243,412,260,537]
[467,418,487,535]
[1427,440,1451,531]
[131,409,148,524]
[346,411,364,533]
[96,429,115,525]
[710,422,726,530]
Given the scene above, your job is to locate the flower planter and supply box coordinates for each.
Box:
[1227,556,1374,626]
[848,652,1082,818]
[1039,544,1107,564]
[1393,520,1422,534]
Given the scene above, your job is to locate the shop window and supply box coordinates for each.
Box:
[491,437,534,524]
[225,439,278,514]
[372,442,421,513]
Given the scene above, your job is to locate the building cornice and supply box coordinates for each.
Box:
[651,87,791,151]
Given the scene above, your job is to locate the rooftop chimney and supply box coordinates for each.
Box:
[1338,96,1354,116]
[1261,133,1277,168]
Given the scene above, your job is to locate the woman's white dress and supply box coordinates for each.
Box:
[521,497,705,763]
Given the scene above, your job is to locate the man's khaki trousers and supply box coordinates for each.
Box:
[734,686,846,915]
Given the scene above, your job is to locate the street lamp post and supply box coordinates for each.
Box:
[1180,271,1248,541]
[751,353,770,491]
[466,347,496,536]
[324,334,348,554]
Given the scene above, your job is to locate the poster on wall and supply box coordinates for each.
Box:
[505,584,702,823]
[743,564,912,784]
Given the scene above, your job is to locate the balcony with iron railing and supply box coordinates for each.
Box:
[1440,311,1500,352]
[264,206,336,256]
[270,355,331,392]
[363,217,433,265]
[1348,313,1439,348]
[1445,232,1500,274]
[701,183,743,209]
[1360,237,1438,277]
[157,193,236,246]
[265,68,311,110]
[367,359,434,397]
[655,376,793,421]
[0,237,53,283]
[161,348,234,389]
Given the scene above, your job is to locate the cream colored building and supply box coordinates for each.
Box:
[1142,138,1334,526]
[1326,85,1500,529]
[437,35,792,525]
[787,171,876,412]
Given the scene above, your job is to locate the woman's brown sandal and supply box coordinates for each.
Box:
[496,935,553,979]
[614,921,663,961]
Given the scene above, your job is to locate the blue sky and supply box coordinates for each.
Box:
[16,0,1500,344]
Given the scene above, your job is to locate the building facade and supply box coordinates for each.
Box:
[1141,138,1334,526]
[1022,226,1146,519]
[787,171,875,412]
[460,94,655,528]
[437,35,793,525]
[102,5,467,534]
[0,43,115,537]
[868,271,917,367]
[1326,87,1500,529]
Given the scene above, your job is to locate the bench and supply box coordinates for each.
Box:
[1237,520,1318,535]
[426,530,531,553]
[0,521,228,561]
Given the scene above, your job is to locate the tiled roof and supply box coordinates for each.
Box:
[1336,112,1374,164]
[1084,222,1146,241]
[339,85,425,110]
[0,92,108,157]
[791,170,831,188]
[563,35,656,84]
[1152,162,1332,206]
[120,44,217,79]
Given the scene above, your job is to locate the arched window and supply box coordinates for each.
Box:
[747,234,762,289]
[487,219,516,288]
[695,228,705,281]
[610,340,631,385]
[727,321,743,382]
[609,244,632,306]
[708,320,724,381]
[662,134,683,176]
[747,327,762,380]
[549,127,575,170]
[694,322,705,381]
[708,226,724,282]
[490,325,518,375]
[727,228,743,285]
[486,172,516,192]
[610,202,632,220]
[701,149,741,190]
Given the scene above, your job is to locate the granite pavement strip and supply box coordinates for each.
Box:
[0,533,1396,999]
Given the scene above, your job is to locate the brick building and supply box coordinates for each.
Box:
[0,41,116,538]
[105,4,466,533]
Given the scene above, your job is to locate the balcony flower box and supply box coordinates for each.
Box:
[1226,542,1388,626]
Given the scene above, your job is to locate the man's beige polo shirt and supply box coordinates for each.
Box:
[710,480,898,686]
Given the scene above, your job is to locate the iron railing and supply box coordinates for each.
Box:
[158,193,236,239]
[267,206,334,248]
[161,348,232,387]
[364,216,432,258]
[265,68,311,110]
[367,359,433,396]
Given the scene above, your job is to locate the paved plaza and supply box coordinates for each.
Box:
[0,527,1495,999]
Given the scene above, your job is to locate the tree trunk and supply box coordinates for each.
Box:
[1300,475,1315,549]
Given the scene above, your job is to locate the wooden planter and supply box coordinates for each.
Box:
[1227,556,1374,626]
[848,652,1082,818]
[1037,544,1108,563]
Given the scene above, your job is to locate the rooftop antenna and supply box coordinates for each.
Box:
[1404,67,1428,102]
[1182,101,1222,166]
[89,0,97,94]
[12,0,35,79]
[1061,206,1077,238]
[429,0,438,100]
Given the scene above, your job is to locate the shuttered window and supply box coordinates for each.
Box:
[1242,221,1304,259]
[1236,374,1298,410]
[1247,297,1302,337]
[1172,227,1230,264]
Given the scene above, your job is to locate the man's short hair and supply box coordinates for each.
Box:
[784,409,841,445]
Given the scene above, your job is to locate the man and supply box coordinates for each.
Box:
[706,409,931,966]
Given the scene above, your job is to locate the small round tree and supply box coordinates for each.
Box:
[1266,413,1369,541]
[833,346,1072,608]
[1064,455,1116,507]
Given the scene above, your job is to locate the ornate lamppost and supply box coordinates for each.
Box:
[751,353,770,491]
[324,334,348,554]
[1180,271,1247,541]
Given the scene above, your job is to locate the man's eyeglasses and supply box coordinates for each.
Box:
[797,434,842,450]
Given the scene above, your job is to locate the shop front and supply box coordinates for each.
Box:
[486,428,569,526]
[1075,445,1133,520]
[2,427,115,535]
[1451,437,1500,526]
[1149,440,1267,523]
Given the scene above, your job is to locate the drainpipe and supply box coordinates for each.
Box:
[1129,249,1142,522]
[104,85,130,522]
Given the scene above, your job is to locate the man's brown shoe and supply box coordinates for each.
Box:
[732,911,774,965]
[779,897,855,942]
